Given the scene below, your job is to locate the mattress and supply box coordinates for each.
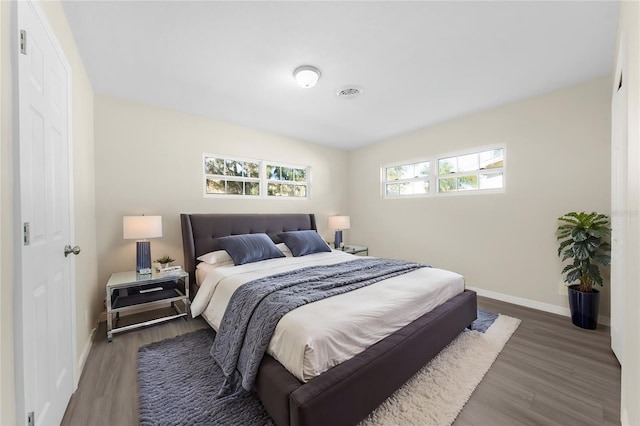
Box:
[191,250,464,382]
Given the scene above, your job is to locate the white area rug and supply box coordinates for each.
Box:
[360,315,521,426]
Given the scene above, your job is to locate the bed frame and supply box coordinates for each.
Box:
[180,213,477,426]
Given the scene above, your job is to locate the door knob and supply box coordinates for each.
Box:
[64,245,81,257]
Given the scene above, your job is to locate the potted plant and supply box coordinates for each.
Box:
[155,255,175,269]
[556,211,611,329]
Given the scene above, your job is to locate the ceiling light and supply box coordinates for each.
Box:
[294,65,320,88]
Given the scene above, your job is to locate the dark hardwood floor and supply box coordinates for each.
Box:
[61,297,621,425]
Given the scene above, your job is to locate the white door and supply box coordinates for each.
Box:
[17,1,75,424]
[610,34,627,363]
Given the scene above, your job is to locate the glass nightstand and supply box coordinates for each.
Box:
[339,245,368,256]
[106,269,189,341]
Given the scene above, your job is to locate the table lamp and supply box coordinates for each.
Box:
[328,215,350,250]
[123,215,162,274]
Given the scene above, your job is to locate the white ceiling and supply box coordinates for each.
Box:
[61,1,619,150]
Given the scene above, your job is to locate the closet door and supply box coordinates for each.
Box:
[610,34,627,363]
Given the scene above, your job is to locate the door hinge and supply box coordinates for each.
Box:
[20,30,27,55]
[23,222,30,246]
[27,411,35,426]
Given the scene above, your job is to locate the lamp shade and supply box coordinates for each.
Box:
[328,215,350,230]
[123,216,163,240]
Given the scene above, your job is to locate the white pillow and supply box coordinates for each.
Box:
[276,242,293,257]
[197,250,232,265]
[197,244,291,264]
[196,261,233,273]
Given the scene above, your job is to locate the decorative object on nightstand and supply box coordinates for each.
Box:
[123,215,163,274]
[155,255,175,269]
[328,215,350,250]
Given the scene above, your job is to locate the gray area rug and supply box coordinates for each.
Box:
[138,309,502,426]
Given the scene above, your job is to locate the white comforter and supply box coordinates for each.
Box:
[191,251,464,382]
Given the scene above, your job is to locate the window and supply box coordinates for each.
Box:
[437,148,504,193]
[203,154,309,199]
[384,160,431,196]
[382,146,505,198]
[204,156,261,196]
[266,164,308,198]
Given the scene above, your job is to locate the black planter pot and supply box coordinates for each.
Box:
[567,285,600,330]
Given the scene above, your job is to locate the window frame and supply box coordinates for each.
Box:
[203,154,262,197]
[265,161,310,199]
[381,144,506,199]
[203,153,310,199]
[381,157,433,199]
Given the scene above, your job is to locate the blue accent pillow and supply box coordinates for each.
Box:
[278,230,331,257]
[217,233,285,265]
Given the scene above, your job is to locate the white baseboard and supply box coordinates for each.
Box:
[75,325,96,388]
[467,286,610,327]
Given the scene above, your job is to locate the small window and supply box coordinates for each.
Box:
[266,163,309,198]
[203,154,310,199]
[437,148,504,194]
[382,145,504,198]
[204,155,260,197]
[384,161,430,197]
[204,156,261,196]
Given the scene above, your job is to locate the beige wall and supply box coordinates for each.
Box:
[616,2,640,425]
[1,1,97,424]
[94,95,349,287]
[348,77,612,318]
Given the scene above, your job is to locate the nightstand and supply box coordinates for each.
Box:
[106,269,189,342]
[340,245,368,256]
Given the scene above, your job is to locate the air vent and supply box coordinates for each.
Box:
[336,86,362,99]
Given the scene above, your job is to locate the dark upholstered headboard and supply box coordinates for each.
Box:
[180,213,317,288]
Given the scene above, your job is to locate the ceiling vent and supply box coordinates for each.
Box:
[336,86,362,99]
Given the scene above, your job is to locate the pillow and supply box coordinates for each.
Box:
[217,233,285,265]
[196,261,233,273]
[197,250,233,265]
[198,244,290,264]
[277,230,331,257]
[276,242,293,257]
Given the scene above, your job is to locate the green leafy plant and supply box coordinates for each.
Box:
[557,212,611,292]
[155,255,175,265]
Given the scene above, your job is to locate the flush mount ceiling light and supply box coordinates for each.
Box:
[294,65,321,88]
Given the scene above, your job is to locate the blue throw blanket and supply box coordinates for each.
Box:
[211,258,426,396]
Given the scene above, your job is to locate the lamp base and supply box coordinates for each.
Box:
[334,230,343,250]
[136,241,152,274]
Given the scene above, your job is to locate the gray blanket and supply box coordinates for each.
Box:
[211,257,426,396]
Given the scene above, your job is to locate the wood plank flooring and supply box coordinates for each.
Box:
[61,297,621,425]
[62,308,208,426]
[454,298,620,426]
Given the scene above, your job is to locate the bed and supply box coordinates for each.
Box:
[180,213,477,426]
